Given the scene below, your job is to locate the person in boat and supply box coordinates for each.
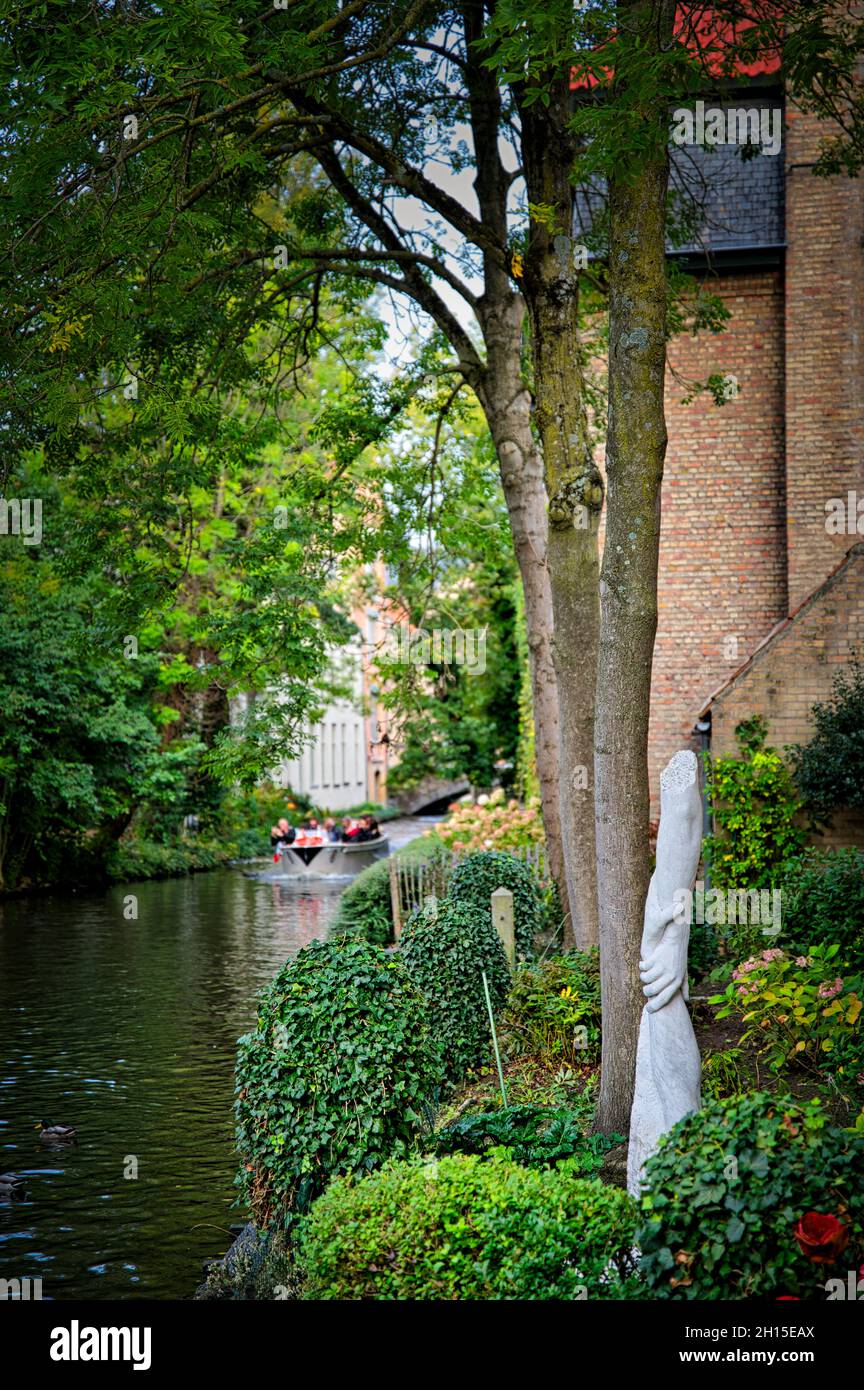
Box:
[323,817,341,843]
[270,818,296,855]
[297,816,324,846]
[354,815,382,842]
[341,817,359,840]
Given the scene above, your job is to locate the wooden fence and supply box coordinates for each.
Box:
[389,841,547,939]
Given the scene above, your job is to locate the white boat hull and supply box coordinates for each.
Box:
[246,837,390,881]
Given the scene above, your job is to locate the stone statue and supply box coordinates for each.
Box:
[627,749,703,1195]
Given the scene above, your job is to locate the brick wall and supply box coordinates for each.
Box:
[785,107,864,609]
[707,544,864,849]
[644,269,788,806]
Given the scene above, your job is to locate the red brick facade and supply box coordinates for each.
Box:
[785,109,864,609]
[649,270,788,797]
[643,108,864,833]
[703,544,864,849]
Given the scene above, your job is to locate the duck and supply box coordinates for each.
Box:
[0,1172,27,1200]
[35,1120,77,1145]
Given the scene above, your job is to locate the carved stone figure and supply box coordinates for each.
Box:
[627,749,703,1194]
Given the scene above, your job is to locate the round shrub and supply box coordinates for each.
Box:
[400,896,510,1083]
[637,1092,864,1300]
[300,1153,638,1300]
[447,849,544,957]
[234,938,443,1228]
[327,855,393,945]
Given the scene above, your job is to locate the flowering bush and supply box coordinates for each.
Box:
[710,943,863,1080]
[436,788,544,854]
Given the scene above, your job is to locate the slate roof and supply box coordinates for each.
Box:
[573,98,785,260]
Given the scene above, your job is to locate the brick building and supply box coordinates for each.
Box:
[578,69,864,837]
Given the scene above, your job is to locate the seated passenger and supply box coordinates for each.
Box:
[323,817,340,843]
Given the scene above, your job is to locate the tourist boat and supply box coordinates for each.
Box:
[246,836,390,881]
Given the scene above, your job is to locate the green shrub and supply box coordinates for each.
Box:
[700,1047,749,1102]
[791,658,864,813]
[329,837,446,946]
[447,849,544,957]
[501,951,601,1064]
[234,938,443,1228]
[400,896,510,1083]
[300,1154,638,1300]
[704,717,805,894]
[779,848,864,968]
[434,1104,620,1173]
[638,1092,864,1300]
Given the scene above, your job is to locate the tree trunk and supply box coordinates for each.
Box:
[460,1,573,940]
[476,297,568,937]
[520,83,602,951]
[594,2,675,1134]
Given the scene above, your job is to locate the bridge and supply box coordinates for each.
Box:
[391,776,471,816]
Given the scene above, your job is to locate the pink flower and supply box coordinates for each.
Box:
[762,949,784,962]
[795,956,809,968]
[817,977,844,1000]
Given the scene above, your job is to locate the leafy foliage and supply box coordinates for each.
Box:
[328,837,448,947]
[300,1154,638,1300]
[0,525,203,890]
[501,952,602,1064]
[700,1047,750,1103]
[638,1093,864,1300]
[234,938,442,1229]
[434,1104,619,1174]
[779,849,864,969]
[704,717,806,892]
[792,660,864,812]
[710,945,864,1083]
[447,848,545,958]
[399,896,511,1084]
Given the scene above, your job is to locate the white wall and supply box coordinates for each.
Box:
[275,643,368,810]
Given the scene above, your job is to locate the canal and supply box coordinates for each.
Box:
[0,819,430,1300]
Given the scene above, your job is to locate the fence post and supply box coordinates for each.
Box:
[389,855,403,941]
[491,886,515,968]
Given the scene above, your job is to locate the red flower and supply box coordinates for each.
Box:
[793,1212,849,1265]
[776,1296,800,1300]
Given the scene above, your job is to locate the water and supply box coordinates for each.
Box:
[0,867,350,1301]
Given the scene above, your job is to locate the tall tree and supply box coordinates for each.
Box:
[0,0,577,936]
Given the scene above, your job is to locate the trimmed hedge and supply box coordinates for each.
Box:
[234,938,442,1228]
[400,896,510,1083]
[447,849,543,957]
[300,1153,638,1300]
[637,1092,864,1300]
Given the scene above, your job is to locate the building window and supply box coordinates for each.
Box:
[321,723,329,787]
[342,722,348,784]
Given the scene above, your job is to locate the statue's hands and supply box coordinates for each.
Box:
[640,896,690,1013]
